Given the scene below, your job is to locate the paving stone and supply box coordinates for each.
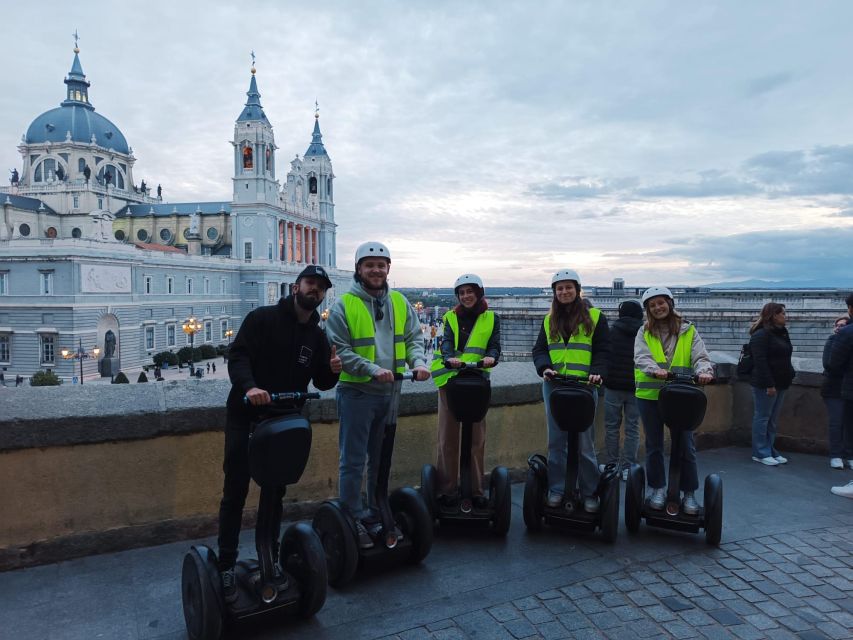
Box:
[674,582,706,598]
[631,619,664,636]
[537,620,571,640]
[561,585,593,600]
[745,559,774,572]
[801,596,841,613]
[427,619,456,631]
[646,583,677,598]
[610,578,640,592]
[432,628,469,640]
[795,631,831,640]
[726,600,760,616]
[455,610,509,639]
[584,578,614,594]
[489,605,522,623]
[514,596,541,611]
[729,624,767,640]
[720,576,751,591]
[400,628,432,640]
[773,592,810,608]
[557,612,593,631]
[694,596,726,611]
[503,618,538,639]
[587,611,621,630]
[569,629,607,640]
[523,608,555,625]
[610,606,643,622]
[803,564,836,578]
[778,562,806,575]
[815,621,851,640]
[544,599,578,615]
[783,582,818,597]
[662,620,700,639]
[679,609,715,627]
[740,589,770,603]
[752,580,785,595]
[814,556,846,569]
[626,590,658,607]
[743,613,779,630]
[825,577,853,592]
[599,592,628,608]
[778,615,813,632]
[794,572,826,587]
[660,570,688,585]
[603,625,639,640]
[538,590,564,601]
[698,625,734,640]
[705,565,733,579]
[794,607,827,624]
[733,568,764,583]
[689,572,720,588]
[708,608,743,626]
[576,597,607,615]
[644,605,677,623]
[730,549,759,562]
[660,596,693,612]
[755,599,791,617]
[705,585,739,601]
[628,570,658,585]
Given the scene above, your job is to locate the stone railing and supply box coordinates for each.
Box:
[0,360,832,570]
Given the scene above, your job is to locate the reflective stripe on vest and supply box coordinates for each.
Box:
[543,307,601,377]
[339,290,409,383]
[430,310,495,388]
[634,325,696,400]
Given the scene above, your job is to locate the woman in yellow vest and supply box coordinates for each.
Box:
[532,269,610,513]
[431,274,501,510]
[634,286,714,514]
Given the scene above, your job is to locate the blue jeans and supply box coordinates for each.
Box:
[638,398,698,491]
[336,386,394,520]
[751,387,786,459]
[603,388,640,468]
[544,380,600,498]
[825,397,844,458]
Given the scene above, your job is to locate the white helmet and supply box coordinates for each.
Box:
[551,268,581,288]
[642,286,674,305]
[454,273,484,294]
[354,241,391,266]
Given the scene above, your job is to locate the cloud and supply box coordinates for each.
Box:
[744,71,795,98]
[635,170,761,198]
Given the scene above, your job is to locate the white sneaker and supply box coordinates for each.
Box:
[598,463,606,473]
[752,456,779,466]
[848,460,853,470]
[546,491,563,508]
[830,481,853,499]
[774,455,788,464]
[830,458,843,469]
[648,487,666,510]
[681,491,699,515]
[584,496,600,513]
[621,468,629,482]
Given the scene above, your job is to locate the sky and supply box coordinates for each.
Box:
[4,1,853,288]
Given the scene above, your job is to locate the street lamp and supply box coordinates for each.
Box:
[60,339,101,385]
[182,316,202,374]
[414,301,424,321]
[223,328,234,362]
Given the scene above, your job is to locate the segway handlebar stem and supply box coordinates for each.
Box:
[548,373,596,385]
[393,371,418,382]
[242,391,321,404]
[442,360,485,369]
[664,372,714,385]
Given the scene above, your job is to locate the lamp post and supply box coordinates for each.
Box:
[224,328,233,362]
[60,339,101,385]
[182,316,202,375]
[414,301,424,321]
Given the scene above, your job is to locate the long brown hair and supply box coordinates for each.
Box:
[644,297,682,338]
[749,302,785,335]
[548,294,594,341]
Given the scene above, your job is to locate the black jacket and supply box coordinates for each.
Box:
[749,326,795,390]
[532,311,610,378]
[604,316,643,391]
[226,295,339,422]
[827,323,853,401]
[821,334,843,398]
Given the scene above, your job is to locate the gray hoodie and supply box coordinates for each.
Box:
[325,279,427,395]
[634,319,714,377]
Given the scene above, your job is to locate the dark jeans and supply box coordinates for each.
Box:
[825,397,844,458]
[638,398,698,492]
[843,399,853,459]
[216,415,285,570]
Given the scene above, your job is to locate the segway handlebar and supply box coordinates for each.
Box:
[393,371,419,382]
[242,391,321,404]
[664,372,714,385]
[548,373,596,384]
[442,360,485,369]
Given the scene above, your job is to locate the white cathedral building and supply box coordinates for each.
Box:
[0,44,349,382]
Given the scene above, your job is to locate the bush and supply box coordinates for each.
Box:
[177,346,194,364]
[215,344,228,356]
[200,344,217,359]
[30,370,62,386]
[193,346,204,362]
[137,371,148,383]
[113,372,130,384]
[152,350,179,367]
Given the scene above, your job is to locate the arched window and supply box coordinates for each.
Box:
[265,145,272,172]
[242,145,253,169]
[33,158,62,183]
[97,163,125,190]
[309,176,318,194]
[278,221,285,261]
[327,177,332,198]
[78,158,86,173]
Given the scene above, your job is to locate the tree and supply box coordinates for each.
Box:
[137,371,149,383]
[113,372,130,384]
[30,370,62,386]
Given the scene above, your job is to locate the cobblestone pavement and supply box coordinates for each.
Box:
[376,527,853,640]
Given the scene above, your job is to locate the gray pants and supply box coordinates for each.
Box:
[603,388,640,468]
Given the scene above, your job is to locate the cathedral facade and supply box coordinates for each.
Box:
[0,44,349,382]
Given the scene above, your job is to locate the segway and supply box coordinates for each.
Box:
[421,361,511,536]
[313,371,433,587]
[523,374,620,543]
[624,373,722,546]
[181,392,328,640]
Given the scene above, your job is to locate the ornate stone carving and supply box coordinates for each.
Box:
[80,264,132,293]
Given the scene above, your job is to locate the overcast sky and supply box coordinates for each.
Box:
[5,1,853,287]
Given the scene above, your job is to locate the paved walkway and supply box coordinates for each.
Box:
[0,448,851,640]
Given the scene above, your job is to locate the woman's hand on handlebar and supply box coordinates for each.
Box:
[653,368,669,380]
[482,356,496,368]
[542,368,557,380]
[245,387,271,406]
[588,374,602,384]
[373,368,395,383]
[412,366,431,381]
[698,373,714,385]
[446,357,463,369]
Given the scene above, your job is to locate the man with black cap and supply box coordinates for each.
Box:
[603,300,644,481]
[216,264,342,601]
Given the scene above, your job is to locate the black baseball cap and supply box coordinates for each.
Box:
[297,265,333,289]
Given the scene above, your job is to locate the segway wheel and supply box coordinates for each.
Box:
[704,473,723,546]
[390,487,434,564]
[281,523,328,617]
[312,503,358,587]
[624,464,644,534]
[490,466,512,537]
[181,546,223,640]
[420,463,438,521]
[600,477,620,543]
[522,467,544,531]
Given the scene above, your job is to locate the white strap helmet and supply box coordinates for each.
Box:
[354,241,391,265]
[454,273,484,293]
[641,286,674,305]
[551,268,581,288]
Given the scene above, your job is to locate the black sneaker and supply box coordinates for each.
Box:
[473,496,489,510]
[355,520,375,549]
[220,567,238,603]
[438,494,459,511]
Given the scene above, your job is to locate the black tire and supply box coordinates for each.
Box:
[600,477,620,543]
[312,502,358,587]
[420,464,438,521]
[522,467,544,531]
[181,546,223,640]
[490,466,512,537]
[704,473,723,546]
[625,464,645,534]
[280,523,328,617]
[390,487,433,564]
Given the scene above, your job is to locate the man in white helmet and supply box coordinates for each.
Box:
[325,241,430,549]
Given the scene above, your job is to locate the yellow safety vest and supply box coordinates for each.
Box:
[430,310,495,388]
[544,307,601,377]
[339,290,409,383]
[634,325,696,400]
